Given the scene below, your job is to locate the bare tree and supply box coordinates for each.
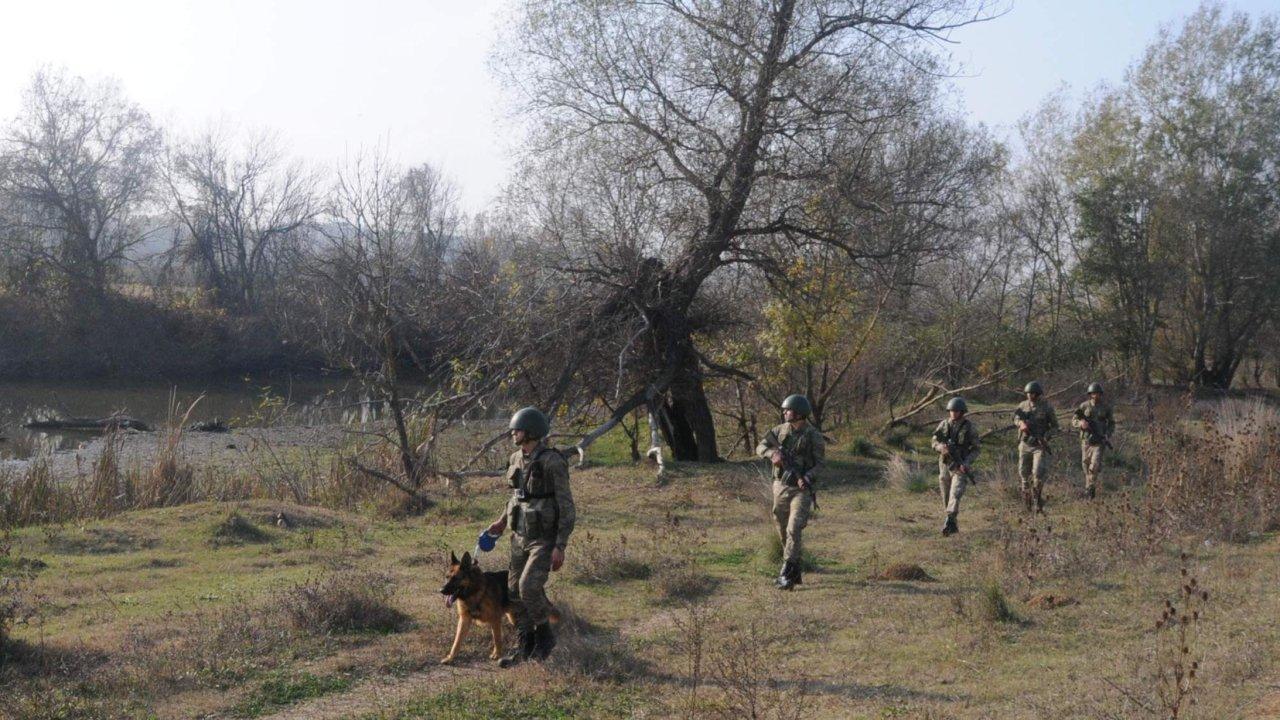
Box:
[499,0,999,461]
[0,69,161,308]
[164,127,321,315]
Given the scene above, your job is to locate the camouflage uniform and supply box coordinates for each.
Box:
[931,417,981,517]
[1073,399,1115,493]
[504,443,575,631]
[756,422,825,567]
[1014,398,1058,505]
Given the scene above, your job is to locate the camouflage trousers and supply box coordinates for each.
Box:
[1018,441,1051,491]
[772,481,813,564]
[1081,442,1105,491]
[508,534,554,629]
[937,460,969,515]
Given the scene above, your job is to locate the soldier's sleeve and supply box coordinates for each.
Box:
[807,429,825,482]
[930,421,949,455]
[1047,403,1059,435]
[964,422,981,463]
[1073,403,1086,421]
[756,427,780,458]
[548,453,576,550]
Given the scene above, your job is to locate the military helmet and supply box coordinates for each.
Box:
[1024,381,1044,395]
[946,397,968,413]
[1087,382,1104,394]
[508,406,551,439]
[781,394,812,418]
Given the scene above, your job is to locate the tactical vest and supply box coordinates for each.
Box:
[507,446,562,542]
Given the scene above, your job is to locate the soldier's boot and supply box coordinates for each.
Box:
[789,561,803,587]
[776,561,797,591]
[531,622,557,662]
[1086,485,1097,500]
[498,624,536,668]
[942,512,958,536]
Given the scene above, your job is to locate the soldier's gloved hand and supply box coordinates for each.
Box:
[551,547,565,572]
[1017,421,1029,433]
[487,518,507,537]
[770,449,785,467]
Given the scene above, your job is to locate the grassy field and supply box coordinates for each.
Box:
[3,417,1280,719]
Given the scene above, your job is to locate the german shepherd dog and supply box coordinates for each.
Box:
[438,551,561,664]
[439,551,514,664]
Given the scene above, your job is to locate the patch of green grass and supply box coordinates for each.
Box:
[232,671,354,718]
[370,681,638,720]
[703,547,752,566]
[847,435,878,457]
[758,530,819,572]
[904,473,932,494]
[979,581,1019,624]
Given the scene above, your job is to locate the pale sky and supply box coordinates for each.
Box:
[0,0,1274,213]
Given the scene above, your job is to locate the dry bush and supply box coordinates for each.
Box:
[278,570,411,635]
[708,619,811,720]
[0,458,75,527]
[883,453,930,493]
[1139,398,1280,543]
[1090,553,1212,719]
[110,602,295,690]
[568,531,654,584]
[544,602,646,682]
[0,531,40,658]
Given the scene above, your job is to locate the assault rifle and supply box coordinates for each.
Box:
[940,441,978,481]
[1077,415,1114,450]
[1014,408,1053,455]
[776,445,819,510]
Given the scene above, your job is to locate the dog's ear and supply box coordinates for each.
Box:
[461,551,473,568]
[450,550,459,565]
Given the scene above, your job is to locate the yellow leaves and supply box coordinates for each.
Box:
[757,259,864,371]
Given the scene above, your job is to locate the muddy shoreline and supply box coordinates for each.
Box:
[1,423,351,478]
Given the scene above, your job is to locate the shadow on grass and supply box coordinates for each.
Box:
[46,527,159,555]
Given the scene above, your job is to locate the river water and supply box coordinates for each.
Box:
[0,375,382,461]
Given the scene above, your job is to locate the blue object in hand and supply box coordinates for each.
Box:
[476,530,498,553]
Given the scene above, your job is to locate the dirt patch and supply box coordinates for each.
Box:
[872,563,935,582]
[1026,593,1078,610]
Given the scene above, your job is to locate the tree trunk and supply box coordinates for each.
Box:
[659,360,719,462]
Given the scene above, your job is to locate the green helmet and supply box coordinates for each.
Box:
[946,397,968,413]
[508,407,550,439]
[1087,382,1104,394]
[1024,381,1044,395]
[781,394,812,418]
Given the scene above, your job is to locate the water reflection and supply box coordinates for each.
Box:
[0,376,398,461]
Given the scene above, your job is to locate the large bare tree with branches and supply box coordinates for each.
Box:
[0,69,161,309]
[499,0,1000,461]
[164,127,321,315]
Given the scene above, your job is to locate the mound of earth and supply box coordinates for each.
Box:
[873,563,935,582]
[1027,593,1078,610]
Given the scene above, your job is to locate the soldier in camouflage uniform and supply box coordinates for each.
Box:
[1073,382,1115,499]
[756,394,825,591]
[486,407,576,667]
[931,397,980,536]
[1014,381,1058,513]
